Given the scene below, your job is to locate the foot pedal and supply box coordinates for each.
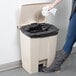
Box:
[38,64,46,72]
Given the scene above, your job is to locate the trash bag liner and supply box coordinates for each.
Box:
[20,23,59,38]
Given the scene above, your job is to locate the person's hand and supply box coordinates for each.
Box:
[46,4,54,11]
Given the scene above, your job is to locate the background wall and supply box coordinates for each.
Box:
[47,0,72,50]
[0,0,74,65]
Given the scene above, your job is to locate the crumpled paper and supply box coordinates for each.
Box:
[42,6,57,17]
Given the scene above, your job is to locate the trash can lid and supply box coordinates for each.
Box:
[20,23,59,38]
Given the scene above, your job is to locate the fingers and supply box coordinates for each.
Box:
[47,4,53,11]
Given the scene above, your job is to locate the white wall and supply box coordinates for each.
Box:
[0,0,73,65]
[0,0,20,65]
[48,0,72,50]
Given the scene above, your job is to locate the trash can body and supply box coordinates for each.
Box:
[20,23,58,74]
[18,3,59,74]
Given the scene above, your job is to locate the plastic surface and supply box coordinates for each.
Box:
[20,23,59,38]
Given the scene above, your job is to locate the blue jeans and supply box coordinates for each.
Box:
[63,12,76,54]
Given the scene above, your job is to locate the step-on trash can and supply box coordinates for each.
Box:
[18,3,59,74]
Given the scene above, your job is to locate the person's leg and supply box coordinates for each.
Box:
[63,13,76,54]
[42,13,76,72]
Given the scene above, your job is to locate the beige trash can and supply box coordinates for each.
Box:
[18,3,59,74]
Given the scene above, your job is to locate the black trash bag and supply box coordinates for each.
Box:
[20,23,59,38]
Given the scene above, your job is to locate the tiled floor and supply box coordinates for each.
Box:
[0,54,76,76]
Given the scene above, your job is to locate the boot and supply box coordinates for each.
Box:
[42,50,70,72]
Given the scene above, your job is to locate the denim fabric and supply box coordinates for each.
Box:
[63,13,76,54]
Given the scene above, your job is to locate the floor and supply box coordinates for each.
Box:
[0,54,76,76]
